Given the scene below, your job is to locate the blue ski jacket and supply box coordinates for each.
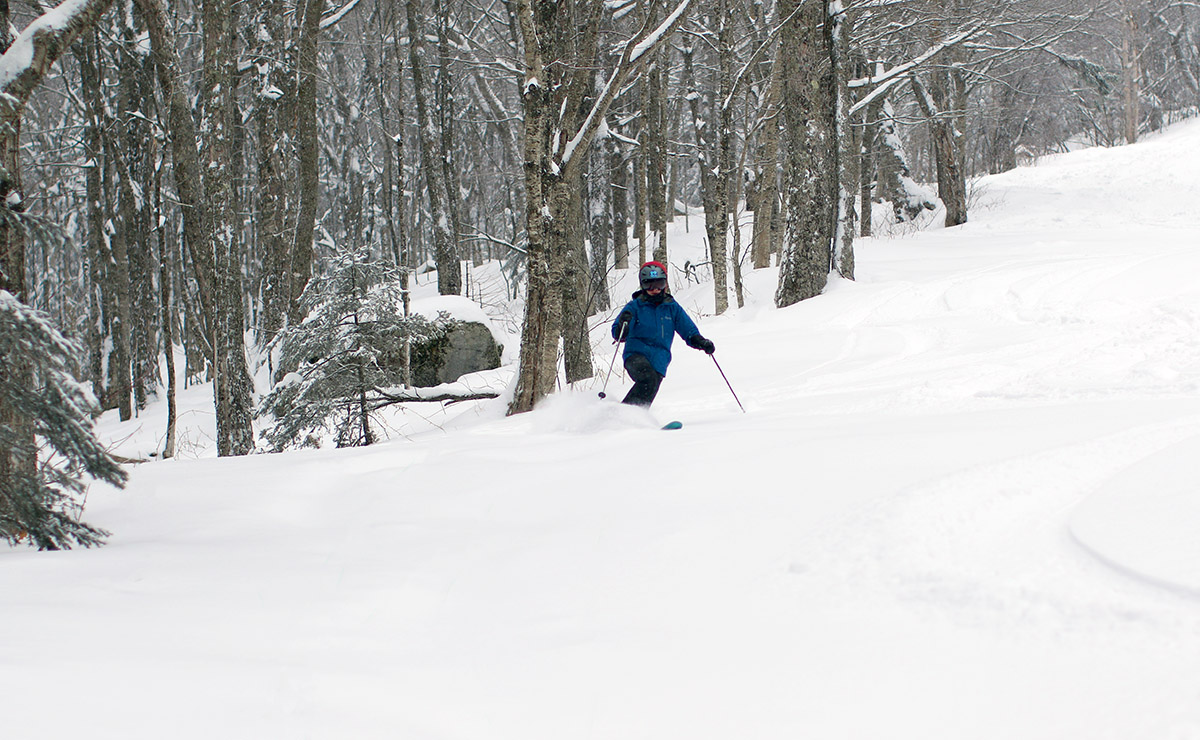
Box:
[611,291,701,376]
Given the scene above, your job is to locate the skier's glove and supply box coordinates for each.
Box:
[688,335,716,354]
[615,312,633,341]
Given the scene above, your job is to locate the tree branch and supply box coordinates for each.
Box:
[0,0,117,114]
[558,0,694,175]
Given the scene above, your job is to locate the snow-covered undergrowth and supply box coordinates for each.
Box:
[6,120,1200,739]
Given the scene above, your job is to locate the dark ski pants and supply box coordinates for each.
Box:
[621,353,663,408]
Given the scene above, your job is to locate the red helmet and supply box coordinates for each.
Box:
[639,261,667,288]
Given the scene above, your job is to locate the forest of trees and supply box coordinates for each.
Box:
[1,0,1198,546]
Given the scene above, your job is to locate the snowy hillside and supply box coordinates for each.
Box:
[6,120,1200,739]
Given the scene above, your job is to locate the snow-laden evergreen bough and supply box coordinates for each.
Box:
[257,247,452,451]
[0,291,126,549]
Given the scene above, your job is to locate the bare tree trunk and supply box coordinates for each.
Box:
[634,119,648,266]
[290,0,324,317]
[875,98,935,222]
[406,0,460,296]
[774,0,835,307]
[80,32,107,405]
[751,45,784,269]
[828,0,855,279]
[646,55,670,263]
[1120,0,1141,144]
[391,20,414,385]
[588,141,612,313]
[105,162,134,421]
[860,94,881,237]
[731,131,749,309]
[202,0,255,457]
[116,15,161,412]
[610,125,630,270]
[158,186,178,459]
[562,170,594,384]
[508,0,560,413]
[374,6,414,384]
[435,0,468,271]
[912,72,968,228]
[712,0,734,312]
[638,0,669,266]
[252,0,291,346]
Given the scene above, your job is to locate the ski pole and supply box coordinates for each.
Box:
[711,354,745,413]
[598,319,629,399]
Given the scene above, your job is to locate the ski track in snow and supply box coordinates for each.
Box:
[795,413,1200,626]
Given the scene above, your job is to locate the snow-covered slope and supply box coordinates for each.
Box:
[6,120,1200,740]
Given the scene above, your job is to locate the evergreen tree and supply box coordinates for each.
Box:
[258,246,451,450]
[0,289,126,550]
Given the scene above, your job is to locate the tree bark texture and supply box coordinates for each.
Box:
[406,0,461,296]
[828,0,855,280]
[646,53,670,265]
[252,0,292,345]
[116,16,161,411]
[774,0,836,308]
[158,199,178,459]
[860,94,879,237]
[750,41,784,270]
[609,126,630,270]
[912,65,968,228]
[562,170,594,384]
[202,0,255,457]
[587,142,612,314]
[1121,0,1141,144]
[507,0,561,414]
[290,0,325,313]
[435,0,468,271]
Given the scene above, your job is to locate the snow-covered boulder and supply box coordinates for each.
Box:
[408,295,505,387]
[409,320,502,387]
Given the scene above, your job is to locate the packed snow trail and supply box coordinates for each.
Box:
[4,121,1200,739]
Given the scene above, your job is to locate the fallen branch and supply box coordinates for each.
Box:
[373,389,502,407]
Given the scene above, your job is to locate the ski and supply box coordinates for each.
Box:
[661,421,683,430]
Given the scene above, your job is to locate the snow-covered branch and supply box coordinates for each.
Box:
[0,0,115,112]
[847,23,986,116]
[319,0,364,30]
[559,0,693,173]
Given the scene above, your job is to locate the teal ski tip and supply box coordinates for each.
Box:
[661,421,683,430]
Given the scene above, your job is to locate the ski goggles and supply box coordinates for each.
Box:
[642,278,667,291]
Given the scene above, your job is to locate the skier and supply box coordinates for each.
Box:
[611,261,716,407]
